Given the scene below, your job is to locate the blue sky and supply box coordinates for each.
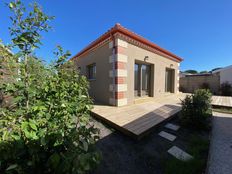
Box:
[0,0,231,71]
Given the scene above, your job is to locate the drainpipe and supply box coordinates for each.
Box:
[110,33,116,106]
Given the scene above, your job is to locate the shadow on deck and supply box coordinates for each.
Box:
[91,94,186,139]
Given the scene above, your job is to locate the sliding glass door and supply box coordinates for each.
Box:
[165,68,175,93]
[134,63,151,97]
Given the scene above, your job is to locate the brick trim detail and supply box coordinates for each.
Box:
[115,77,126,84]
[115,61,126,69]
[109,38,128,106]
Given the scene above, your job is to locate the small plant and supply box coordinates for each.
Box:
[220,82,232,96]
[180,89,212,129]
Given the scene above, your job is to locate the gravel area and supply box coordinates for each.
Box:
[207,112,232,174]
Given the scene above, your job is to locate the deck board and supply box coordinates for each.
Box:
[92,93,186,138]
[92,94,232,139]
[211,96,232,107]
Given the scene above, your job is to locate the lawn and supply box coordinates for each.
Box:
[212,106,232,114]
[91,114,210,174]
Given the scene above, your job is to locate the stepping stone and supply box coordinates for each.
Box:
[158,131,176,141]
[167,146,193,161]
[165,123,180,131]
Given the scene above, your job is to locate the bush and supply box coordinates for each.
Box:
[200,82,210,90]
[180,89,212,129]
[220,82,232,96]
[0,48,101,174]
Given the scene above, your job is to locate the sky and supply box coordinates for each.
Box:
[0,0,231,72]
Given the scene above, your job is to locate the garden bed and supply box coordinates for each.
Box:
[91,114,210,174]
[212,106,232,114]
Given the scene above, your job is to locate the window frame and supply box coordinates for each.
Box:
[87,63,96,80]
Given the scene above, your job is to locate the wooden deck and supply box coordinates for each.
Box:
[92,93,187,139]
[92,94,232,139]
[211,96,232,107]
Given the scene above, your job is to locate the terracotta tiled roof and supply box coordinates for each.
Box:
[71,23,183,62]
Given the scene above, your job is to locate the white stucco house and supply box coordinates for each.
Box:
[212,65,232,85]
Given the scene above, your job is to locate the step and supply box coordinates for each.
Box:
[167,146,193,161]
[158,131,176,141]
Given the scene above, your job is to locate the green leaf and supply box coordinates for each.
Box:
[83,140,88,152]
[11,134,21,140]
[40,137,46,146]
[9,3,14,9]
[6,164,18,171]
[29,122,37,131]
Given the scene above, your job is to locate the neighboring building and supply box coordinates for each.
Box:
[71,23,183,106]
[212,65,232,85]
[180,65,232,94]
[180,72,192,78]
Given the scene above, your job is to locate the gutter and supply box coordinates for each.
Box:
[110,32,116,106]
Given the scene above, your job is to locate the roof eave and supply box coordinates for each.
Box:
[70,24,183,62]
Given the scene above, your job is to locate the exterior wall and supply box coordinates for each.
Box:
[180,74,220,94]
[124,39,180,105]
[74,42,112,104]
[74,37,181,106]
[219,68,232,85]
[108,38,128,106]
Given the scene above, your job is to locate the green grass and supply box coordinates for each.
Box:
[212,107,232,114]
[164,135,210,174]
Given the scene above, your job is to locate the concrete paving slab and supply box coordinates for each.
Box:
[165,123,180,131]
[168,146,193,161]
[158,131,176,141]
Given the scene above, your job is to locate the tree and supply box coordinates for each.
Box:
[0,1,100,173]
[184,70,198,74]
[199,71,208,74]
[211,67,222,72]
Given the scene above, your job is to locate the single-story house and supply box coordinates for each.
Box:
[71,23,183,106]
[212,65,232,85]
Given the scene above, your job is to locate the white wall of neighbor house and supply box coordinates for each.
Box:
[219,67,232,85]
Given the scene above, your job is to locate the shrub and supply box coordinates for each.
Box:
[220,82,232,96]
[0,1,100,173]
[200,82,210,90]
[180,89,212,129]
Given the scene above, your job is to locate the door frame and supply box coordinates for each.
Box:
[134,61,152,97]
[165,68,175,93]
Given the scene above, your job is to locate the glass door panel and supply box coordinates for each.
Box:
[134,64,139,97]
[141,65,150,96]
[134,63,150,97]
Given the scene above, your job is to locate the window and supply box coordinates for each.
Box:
[87,63,96,80]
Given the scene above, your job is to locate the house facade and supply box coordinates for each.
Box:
[71,24,183,106]
[212,65,232,85]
